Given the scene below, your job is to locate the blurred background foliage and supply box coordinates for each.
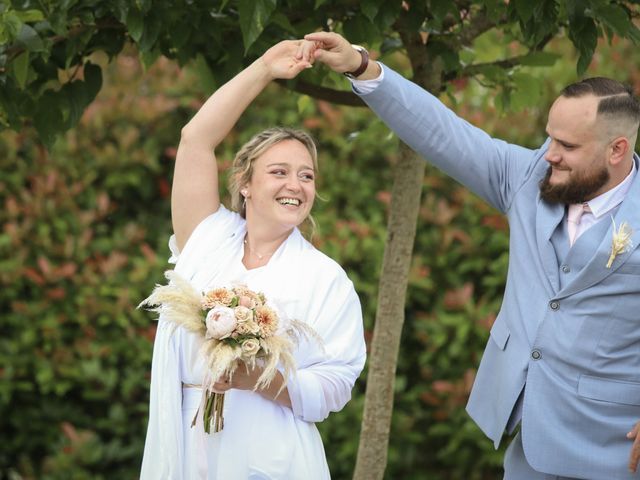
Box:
[2,16,640,480]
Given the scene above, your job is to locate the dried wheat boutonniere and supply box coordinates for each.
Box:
[606,217,634,268]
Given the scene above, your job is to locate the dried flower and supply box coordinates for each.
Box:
[202,288,234,308]
[606,218,633,268]
[255,305,279,337]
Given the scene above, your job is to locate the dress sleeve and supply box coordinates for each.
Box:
[286,270,366,423]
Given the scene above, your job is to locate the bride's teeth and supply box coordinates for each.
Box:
[279,198,300,205]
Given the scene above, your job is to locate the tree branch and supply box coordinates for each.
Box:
[458,13,497,47]
[457,56,526,77]
[450,33,555,81]
[274,79,366,107]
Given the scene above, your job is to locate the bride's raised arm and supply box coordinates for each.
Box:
[171,40,315,250]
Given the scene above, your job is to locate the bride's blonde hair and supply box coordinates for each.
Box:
[229,127,319,221]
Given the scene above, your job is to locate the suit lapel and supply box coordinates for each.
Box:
[535,195,566,294]
[557,156,640,299]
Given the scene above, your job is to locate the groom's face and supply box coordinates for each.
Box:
[539,94,611,204]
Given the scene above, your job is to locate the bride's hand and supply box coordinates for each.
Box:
[260,40,316,80]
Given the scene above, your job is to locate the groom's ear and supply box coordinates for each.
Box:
[608,136,629,166]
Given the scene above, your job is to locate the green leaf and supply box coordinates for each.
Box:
[4,11,23,38]
[126,8,144,43]
[518,51,560,67]
[474,64,510,83]
[140,48,161,70]
[15,9,45,23]
[139,13,161,52]
[374,1,401,30]
[343,15,379,45]
[16,24,44,52]
[83,63,102,102]
[12,51,29,89]
[60,80,85,128]
[568,14,597,75]
[270,12,296,34]
[315,0,328,8]
[594,4,630,36]
[513,0,535,22]
[361,0,382,23]
[429,0,457,26]
[34,90,63,147]
[238,0,277,53]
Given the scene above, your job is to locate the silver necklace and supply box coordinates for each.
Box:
[244,237,277,260]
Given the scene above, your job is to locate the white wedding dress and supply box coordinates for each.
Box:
[140,206,366,479]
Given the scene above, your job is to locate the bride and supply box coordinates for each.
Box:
[140,40,367,479]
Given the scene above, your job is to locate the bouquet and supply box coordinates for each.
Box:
[140,270,318,433]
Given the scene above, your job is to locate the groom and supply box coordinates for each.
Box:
[304,32,640,479]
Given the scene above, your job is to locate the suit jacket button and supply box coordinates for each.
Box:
[531,349,542,360]
[549,300,560,310]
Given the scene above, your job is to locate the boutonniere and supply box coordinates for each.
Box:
[606,217,634,268]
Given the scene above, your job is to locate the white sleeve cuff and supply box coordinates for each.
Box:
[349,61,384,94]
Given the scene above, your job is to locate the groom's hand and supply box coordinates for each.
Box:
[303,31,381,80]
[627,420,640,472]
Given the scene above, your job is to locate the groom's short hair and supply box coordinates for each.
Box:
[561,77,640,129]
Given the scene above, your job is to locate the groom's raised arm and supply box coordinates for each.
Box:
[305,31,543,215]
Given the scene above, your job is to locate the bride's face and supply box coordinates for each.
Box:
[245,139,316,231]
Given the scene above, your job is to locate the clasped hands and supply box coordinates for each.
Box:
[260,32,378,81]
[211,364,264,394]
[212,364,291,407]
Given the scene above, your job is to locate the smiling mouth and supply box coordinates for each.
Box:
[277,197,301,206]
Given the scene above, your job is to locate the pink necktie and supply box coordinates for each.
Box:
[567,203,590,246]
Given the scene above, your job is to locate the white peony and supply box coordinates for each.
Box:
[205,306,237,340]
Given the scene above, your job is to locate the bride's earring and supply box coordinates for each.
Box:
[241,190,248,209]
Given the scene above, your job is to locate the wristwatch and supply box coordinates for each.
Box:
[343,45,369,79]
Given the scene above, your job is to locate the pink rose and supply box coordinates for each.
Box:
[238,296,254,308]
[205,306,237,340]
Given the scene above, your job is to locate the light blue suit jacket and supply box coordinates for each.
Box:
[358,65,640,479]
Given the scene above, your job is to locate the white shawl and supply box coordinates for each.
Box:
[140,206,366,479]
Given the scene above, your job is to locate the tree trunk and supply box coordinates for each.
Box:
[353,143,426,480]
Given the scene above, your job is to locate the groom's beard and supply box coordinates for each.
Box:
[539,165,610,204]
